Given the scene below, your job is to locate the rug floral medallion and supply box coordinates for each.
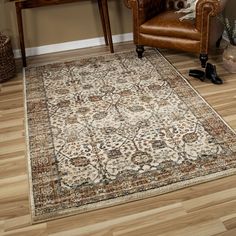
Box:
[24,49,236,222]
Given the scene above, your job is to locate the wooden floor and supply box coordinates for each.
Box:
[1,42,236,236]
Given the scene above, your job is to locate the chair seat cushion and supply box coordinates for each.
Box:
[140,11,201,41]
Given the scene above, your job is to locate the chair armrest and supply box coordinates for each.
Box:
[194,0,227,53]
[195,0,227,30]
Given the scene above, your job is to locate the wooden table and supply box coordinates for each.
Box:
[11,0,114,67]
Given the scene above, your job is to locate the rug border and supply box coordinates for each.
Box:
[154,49,236,136]
[23,67,36,224]
[23,49,236,224]
[33,169,236,223]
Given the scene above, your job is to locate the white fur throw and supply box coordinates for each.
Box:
[176,0,198,21]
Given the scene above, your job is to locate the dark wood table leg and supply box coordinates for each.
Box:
[100,0,114,53]
[98,0,108,45]
[15,2,27,67]
[14,0,113,67]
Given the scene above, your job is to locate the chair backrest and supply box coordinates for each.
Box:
[166,0,188,10]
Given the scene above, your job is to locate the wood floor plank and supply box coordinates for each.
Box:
[0,155,26,178]
[221,212,236,230]
[0,175,29,220]
[0,119,24,130]
[3,215,31,232]
[215,228,236,236]
[155,220,226,236]
[49,203,186,236]
[0,131,24,142]
[183,188,236,212]
[2,223,47,236]
[0,150,25,161]
[111,200,236,236]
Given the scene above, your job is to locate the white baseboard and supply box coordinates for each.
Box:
[13,33,133,58]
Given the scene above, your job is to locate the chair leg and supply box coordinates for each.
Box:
[136,45,144,58]
[216,35,222,48]
[200,54,208,68]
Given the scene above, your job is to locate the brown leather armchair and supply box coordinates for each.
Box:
[125,0,228,67]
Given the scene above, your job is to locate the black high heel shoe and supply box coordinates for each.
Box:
[205,63,223,85]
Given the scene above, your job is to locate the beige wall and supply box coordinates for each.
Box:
[1,0,132,49]
[0,0,235,50]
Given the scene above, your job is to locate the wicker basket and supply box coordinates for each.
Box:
[0,32,16,82]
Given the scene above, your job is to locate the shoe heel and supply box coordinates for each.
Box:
[205,63,223,85]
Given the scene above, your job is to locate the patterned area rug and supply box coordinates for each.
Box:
[24,49,236,223]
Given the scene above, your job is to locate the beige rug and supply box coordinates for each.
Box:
[24,49,236,223]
